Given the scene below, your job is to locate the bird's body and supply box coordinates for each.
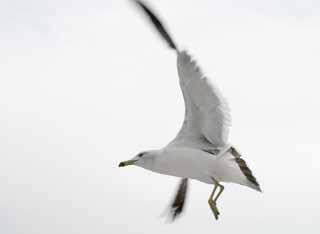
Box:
[138,147,217,184]
[142,50,259,191]
[137,146,260,191]
[119,0,261,221]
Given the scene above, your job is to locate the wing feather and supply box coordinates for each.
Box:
[168,178,189,221]
[169,51,231,148]
[132,1,231,148]
[133,0,177,50]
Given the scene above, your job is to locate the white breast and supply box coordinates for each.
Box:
[150,148,219,184]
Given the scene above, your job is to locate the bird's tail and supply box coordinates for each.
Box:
[133,0,178,51]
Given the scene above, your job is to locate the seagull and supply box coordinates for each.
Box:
[119,0,261,221]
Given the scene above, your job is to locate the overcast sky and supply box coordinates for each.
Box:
[1,0,320,233]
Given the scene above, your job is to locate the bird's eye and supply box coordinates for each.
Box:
[137,153,144,158]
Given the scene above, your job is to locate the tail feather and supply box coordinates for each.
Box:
[133,0,178,51]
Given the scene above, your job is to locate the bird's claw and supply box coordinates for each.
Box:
[208,200,220,220]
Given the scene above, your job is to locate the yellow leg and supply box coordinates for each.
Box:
[213,183,224,203]
[208,180,224,220]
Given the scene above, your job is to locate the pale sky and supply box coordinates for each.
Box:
[1,0,320,233]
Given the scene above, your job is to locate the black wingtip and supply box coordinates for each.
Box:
[132,0,178,51]
[168,178,189,221]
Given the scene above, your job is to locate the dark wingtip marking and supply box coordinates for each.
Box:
[230,146,242,158]
[133,0,178,51]
[230,147,261,190]
[235,157,260,188]
[169,178,188,221]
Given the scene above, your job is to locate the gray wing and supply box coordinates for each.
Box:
[133,0,231,148]
[133,0,231,222]
[168,51,231,148]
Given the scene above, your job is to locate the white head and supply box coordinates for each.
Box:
[118,150,159,170]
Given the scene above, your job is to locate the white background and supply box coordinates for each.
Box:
[1,0,320,233]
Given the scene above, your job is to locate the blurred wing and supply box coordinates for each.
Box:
[169,51,231,148]
[132,1,231,148]
[168,178,189,221]
[133,0,177,51]
[135,0,177,50]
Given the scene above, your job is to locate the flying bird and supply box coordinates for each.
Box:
[119,0,261,221]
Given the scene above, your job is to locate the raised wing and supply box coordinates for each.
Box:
[133,0,177,50]
[133,0,231,148]
[169,51,231,148]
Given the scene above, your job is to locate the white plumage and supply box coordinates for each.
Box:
[135,50,260,192]
[119,0,261,221]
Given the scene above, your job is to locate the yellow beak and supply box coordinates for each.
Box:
[118,159,138,167]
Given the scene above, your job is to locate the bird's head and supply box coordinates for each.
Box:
[118,150,157,169]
